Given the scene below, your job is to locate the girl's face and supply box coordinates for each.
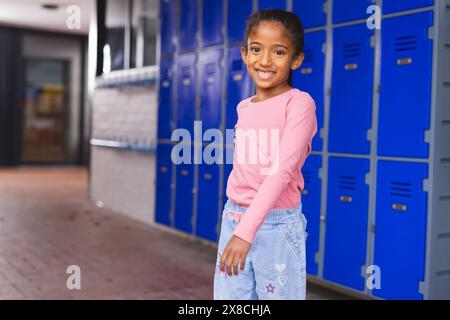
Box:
[241,20,304,92]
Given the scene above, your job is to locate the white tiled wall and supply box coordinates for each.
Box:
[90,85,158,225]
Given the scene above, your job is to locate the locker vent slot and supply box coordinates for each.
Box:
[338,175,356,190]
[342,43,361,58]
[438,233,450,239]
[442,120,450,126]
[389,181,412,198]
[394,35,417,52]
[440,195,450,201]
[436,270,450,277]
[303,170,312,184]
[182,66,191,77]
[206,63,215,75]
[304,49,314,63]
[162,67,170,79]
[441,158,450,164]
[232,60,242,71]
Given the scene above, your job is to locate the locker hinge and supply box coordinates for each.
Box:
[327,88,332,96]
[424,130,431,143]
[320,214,326,222]
[365,173,371,185]
[222,25,226,37]
[220,58,225,68]
[192,188,197,194]
[366,128,374,141]
[315,252,320,264]
[376,84,381,94]
[428,27,434,40]
[322,43,327,54]
[370,224,376,233]
[319,128,325,139]
[318,168,323,179]
[360,265,367,278]
[370,35,376,48]
[423,179,431,192]
[322,1,327,14]
[419,281,426,295]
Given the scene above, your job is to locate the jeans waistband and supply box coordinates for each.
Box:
[223,199,304,225]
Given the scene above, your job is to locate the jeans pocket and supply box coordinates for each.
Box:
[277,222,306,262]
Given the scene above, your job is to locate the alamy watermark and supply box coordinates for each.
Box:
[66,265,81,290]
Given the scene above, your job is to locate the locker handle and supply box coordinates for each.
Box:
[233,73,243,81]
[344,63,358,71]
[207,76,215,84]
[392,203,407,211]
[397,58,412,65]
[203,173,212,180]
[301,68,313,75]
[339,195,353,202]
[162,80,170,88]
[182,78,191,86]
[181,169,189,176]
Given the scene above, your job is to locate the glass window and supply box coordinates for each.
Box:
[131,0,159,68]
[104,0,127,71]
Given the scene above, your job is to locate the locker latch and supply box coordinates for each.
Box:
[301,68,313,75]
[233,73,243,81]
[344,63,358,71]
[340,195,353,203]
[392,203,407,211]
[397,58,412,65]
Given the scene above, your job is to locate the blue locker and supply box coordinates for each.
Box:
[301,155,322,276]
[292,0,326,29]
[158,59,174,140]
[177,53,197,137]
[202,0,224,47]
[292,31,326,151]
[226,46,252,131]
[155,144,174,226]
[329,24,374,155]
[258,0,287,10]
[179,0,198,51]
[383,0,434,14]
[160,0,176,55]
[174,152,195,234]
[333,0,373,24]
[196,154,220,242]
[200,48,223,132]
[373,161,428,300]
[324,157,370,291]
[227,0,253,43]
[377,12,433,159]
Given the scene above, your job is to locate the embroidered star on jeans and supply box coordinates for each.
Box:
[266,283,275,294]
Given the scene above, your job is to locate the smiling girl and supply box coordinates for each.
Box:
[214,9,318,300]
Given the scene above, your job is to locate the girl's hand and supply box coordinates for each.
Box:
[220,235,251,276]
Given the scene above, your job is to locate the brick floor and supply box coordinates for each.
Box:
[0,167,354,300]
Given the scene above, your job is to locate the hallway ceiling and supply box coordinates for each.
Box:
[0,0,93,35]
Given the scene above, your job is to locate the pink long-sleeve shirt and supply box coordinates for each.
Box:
[226,88,318,244]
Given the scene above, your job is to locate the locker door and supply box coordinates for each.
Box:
[155,144,174,226]
[202,0,223,47]
[222,145,235,207]
[301,155,322,276]
[333,0,373,24]
[160,0,176,55]
[196,156,220,242]
[377,12,433,159]
[227,0,253,43]
[292,0,326,29]
[329,24,374,155]
[324,157,370,291]
[200,49,223,132]
[177,53,197,137]
[174,151,195,233]
[158,59,174,140]
[226,46,252,131]
[179,0,198,52]
[373,161,428,300]
[383,0,434,14]
[258,0,287,10]
[292,31,326,151]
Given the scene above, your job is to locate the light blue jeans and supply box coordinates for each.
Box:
[214,199,307,300]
